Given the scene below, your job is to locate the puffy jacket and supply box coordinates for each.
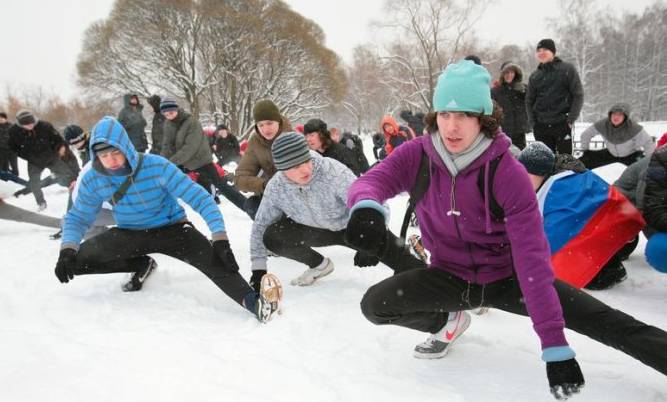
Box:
[526,57,584,126]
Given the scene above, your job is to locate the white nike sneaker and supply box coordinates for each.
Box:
[414,311,471,359]
[290,258,334,286]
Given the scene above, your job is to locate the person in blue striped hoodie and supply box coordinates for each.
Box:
[53,116,282,322]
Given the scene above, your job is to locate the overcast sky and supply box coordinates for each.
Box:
[0,0,657,103]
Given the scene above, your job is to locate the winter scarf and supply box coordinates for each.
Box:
[431,132,493,176]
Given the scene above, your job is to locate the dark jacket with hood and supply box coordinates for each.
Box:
[161,109,212,171]
[526,57,584,127]
[8,120,66,168]
[61,116,226,249]
[235,117,292,194]
[147,95,165,155]
[491,63,530,136]
[579,103,655,157]
[399,110,425,137]
[0,121,12,150]
[117,94,148,152]
[642,146,667,234]
[320,139,362,176]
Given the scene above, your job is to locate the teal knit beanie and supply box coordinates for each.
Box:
[432,60,493,116]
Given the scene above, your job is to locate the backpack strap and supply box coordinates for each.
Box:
[400,151,430,239]
[110,153,144,206]
[477,153,505,220]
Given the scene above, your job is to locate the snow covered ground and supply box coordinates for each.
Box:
[1,143,667,402]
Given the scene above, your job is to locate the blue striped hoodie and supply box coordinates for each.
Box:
[61,116,225,249]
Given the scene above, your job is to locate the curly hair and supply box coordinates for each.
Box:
[424,102,504,138]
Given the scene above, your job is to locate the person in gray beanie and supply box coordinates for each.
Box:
[247,132,424,293]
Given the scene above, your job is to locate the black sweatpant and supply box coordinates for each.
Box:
[0,148,19,175]
[193,163,249,217]
[533,120,573,155]
[579,149,643,169]
[360,268,667,376]
[262,216,426,273]
[73,221,254,306]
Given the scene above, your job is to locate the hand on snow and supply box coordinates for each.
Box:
[546,358,585,400]
[353,251,380,268]
[212,240,240,274]
[345,208,387,256]
[55,248,77,283]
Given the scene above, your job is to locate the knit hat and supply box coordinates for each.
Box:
[253,99,281,123]
[91,142,117,154]
[537,38,556,54]
[432,60,493,115]
[517,141,555,176]
[16,109,36,126]
[657,132,667,149]
[646,232,667,273]
[271,132,311,171]
[64,125,85,144]
[303,118,328,136]
[159,98,179,114]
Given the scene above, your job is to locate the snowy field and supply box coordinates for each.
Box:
[1,137,667,402]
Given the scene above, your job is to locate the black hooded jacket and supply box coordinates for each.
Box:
[8,120,66,168]
[526,57,584,126]
[491,63,529,136]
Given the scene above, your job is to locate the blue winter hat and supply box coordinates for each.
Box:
[645,233,667,273]
[432,60,493,116]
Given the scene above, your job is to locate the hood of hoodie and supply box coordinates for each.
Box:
[147,95,161,113]
[593,103,644,144]
[380,115,400,136]
[89,116,139,176]
[123,93,143,110]
[499,62,524,85]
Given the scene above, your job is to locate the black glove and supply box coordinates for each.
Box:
[546,359,585,400]
[249,270,267,294]
[353,251,380,268]
[345,208,387,256]
[55,248,77,283]
[212,240,240,274]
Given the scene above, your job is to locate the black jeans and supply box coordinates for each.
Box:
[73,221,253,305]
[0,148,19,175]
[533,121,573,155]
[263,216,426,273]
[27,158,77,205]
[193,163,249,217]
[361,268,667,376]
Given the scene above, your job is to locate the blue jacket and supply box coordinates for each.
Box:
[62,116,225,249]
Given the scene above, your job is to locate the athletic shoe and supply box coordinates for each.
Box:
[122,257,157,292]
[414,311,471,359]
[256,273,283,323]
[290,258,334,286]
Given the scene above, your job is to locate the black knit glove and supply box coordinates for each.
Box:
[55,248,77,283]
[345,208,387,256]
[249,270,267,294]
[353,251,380,268]
[547,359,585,400]
[212,240,240,274]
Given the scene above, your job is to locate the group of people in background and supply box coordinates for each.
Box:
[2,36,667,400]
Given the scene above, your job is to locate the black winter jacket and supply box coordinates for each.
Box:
[0,122,11,149]
[321,141,362,176]
[526,57,584,127]
[643,147,667,232]
[8,120,66,168]
[213,135,240,165]
[491,64,529,135]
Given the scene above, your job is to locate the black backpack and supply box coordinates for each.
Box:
[399,152,505,239]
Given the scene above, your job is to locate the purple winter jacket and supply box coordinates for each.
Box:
[348,133,567,350]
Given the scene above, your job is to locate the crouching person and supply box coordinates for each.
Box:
[248,132,424,292]
[54,117,281,323]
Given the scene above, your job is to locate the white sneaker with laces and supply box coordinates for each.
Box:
[290,258,334,286]
[414,311,471,359]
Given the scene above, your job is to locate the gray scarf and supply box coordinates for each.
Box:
[431,132,493,176]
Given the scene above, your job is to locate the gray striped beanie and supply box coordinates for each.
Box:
[271,132,311,171]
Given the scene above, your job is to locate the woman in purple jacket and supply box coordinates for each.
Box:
[345,60,667,400]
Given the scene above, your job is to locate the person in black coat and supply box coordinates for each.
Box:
[117,94,148,153]
[642,145,667,274]
[492,62,530,149]
[147,95,165,155]
[0,112,19,176]
[212,124,241,166]
[8,110,79,210]
[340,131,370,174]
[303,118,362,176]
[526,39,584,155]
